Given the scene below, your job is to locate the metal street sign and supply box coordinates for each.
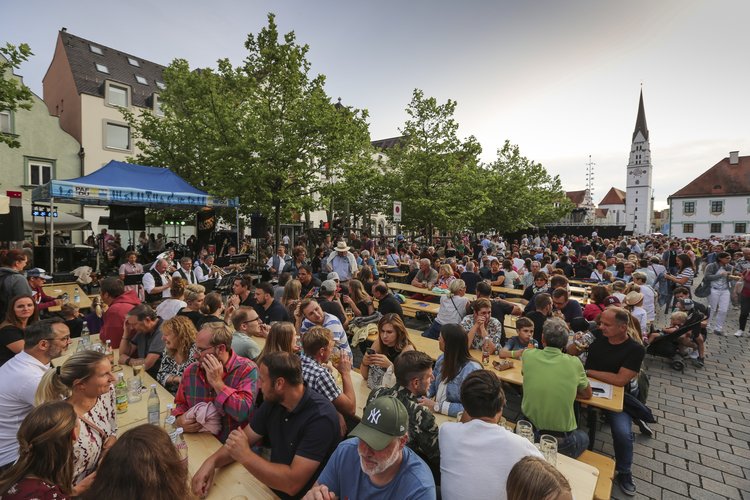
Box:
[393,201,402,222]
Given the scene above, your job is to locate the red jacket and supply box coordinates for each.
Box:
[100,290,141,348]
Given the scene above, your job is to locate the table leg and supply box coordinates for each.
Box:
[587,407,597,450]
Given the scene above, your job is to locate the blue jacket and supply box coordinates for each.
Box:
[428,354,482,417]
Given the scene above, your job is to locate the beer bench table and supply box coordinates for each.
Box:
[42,282,93,312]
[387,282,477,301]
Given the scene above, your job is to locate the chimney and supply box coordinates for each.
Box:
[729,151,739,165]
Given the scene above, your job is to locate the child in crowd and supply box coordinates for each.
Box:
[624,291,648,343]
[647,310,687,345]
[610,280,627,303]
[499,317,538,359]
[59,303,84,338]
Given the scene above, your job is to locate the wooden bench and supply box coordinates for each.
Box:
[577,450,615,500]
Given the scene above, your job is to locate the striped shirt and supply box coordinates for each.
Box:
[301,313,353,358]
[173,351,258,442]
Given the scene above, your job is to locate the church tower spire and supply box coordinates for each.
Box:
[625,88,653,234]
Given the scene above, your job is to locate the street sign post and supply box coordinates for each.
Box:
[393,201,402,222]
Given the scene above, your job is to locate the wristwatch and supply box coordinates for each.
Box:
[433,403,440,413]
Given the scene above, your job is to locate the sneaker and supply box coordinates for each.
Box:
[616,472,637,496]
[694,357,705,368]
[688,350,699,359]
[735,330,744,337]
[637,419,654,437]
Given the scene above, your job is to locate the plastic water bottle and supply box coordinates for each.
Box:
[104,340,115,366]
[115,373,128,414]
[80,322,90,347]
[163,404,175,435]
[147,384,160,425]
[73,288,81,304]
[171,427,189,469]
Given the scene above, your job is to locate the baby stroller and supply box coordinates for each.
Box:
[647,313,704,371]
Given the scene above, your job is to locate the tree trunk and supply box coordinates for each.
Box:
[274,201,281,248]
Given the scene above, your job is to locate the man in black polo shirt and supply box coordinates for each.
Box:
[298,265,321,299]
[372,283,404,320]
[254,282,291,324]
[229,276,257,309]
[192,352,340,500]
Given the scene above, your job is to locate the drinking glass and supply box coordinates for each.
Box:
[131,359,144,378]
[456,411,464,423]
[516,420,534,444]
[540,434,558,466]
[331,346,342,366]
[128,377,143,403]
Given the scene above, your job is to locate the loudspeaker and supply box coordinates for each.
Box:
[0,206,24,241]
[251,215,267,238]
[108,205,145,230]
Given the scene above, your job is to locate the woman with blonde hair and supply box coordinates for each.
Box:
[361,313,416,388]
[156,316,198,394]
[436,264,456,288]
[80,424,192,500]
[176,284,206,329]
[155,277,187,321]
[506,456,572,500]
[0,401,78,498]
[341,279,374,317]
[35,351,116,488]
[256,321,299,364]
[281,279,302,319]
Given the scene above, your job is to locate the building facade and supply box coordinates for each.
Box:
[669,151,750,239]
[625,90,653,234]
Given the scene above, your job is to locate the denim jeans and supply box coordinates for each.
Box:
[606,409,634,473]
[422,320,442,339]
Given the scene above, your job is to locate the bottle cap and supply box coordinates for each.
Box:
[175,427,184,435]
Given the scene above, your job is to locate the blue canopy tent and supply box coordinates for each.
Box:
[32,161,239,272]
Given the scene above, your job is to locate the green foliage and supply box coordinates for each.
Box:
[385,89,484,240]
[124,14,370,241]
[471,141,573,232]
[0,43,34,148]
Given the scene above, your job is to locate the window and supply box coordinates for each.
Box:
[710,200,724,214]
[106,83,129,107]
[95,63,109,74]
[90,45,103,55]
[683,223,694,234]
[127,57,140,67]
[156,81,166,90]
[710,223,722,234]
[28,161,52,186]
[0,110,11,134]
[135,75,148,85]
[152,94,163,116]
[736,223,747,234]
[683,201,695,214]
[104,122,130,150]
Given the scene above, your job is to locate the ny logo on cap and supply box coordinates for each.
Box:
[367,408,382,425]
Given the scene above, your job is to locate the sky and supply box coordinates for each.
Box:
[3,0,750,210]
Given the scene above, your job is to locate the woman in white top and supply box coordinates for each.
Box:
[422,279,469,339]
[155,278,187,321]
[624,291,648,340]
[35,351,116,493]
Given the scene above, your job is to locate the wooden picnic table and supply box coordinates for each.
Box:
[388,282,477,300]
[42,282,92,312]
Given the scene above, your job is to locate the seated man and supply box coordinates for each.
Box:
[461,298,504,352]
[295,298,352,358]
[411,258,438,290]
[173,256,198,284]
[304,396,435,500]
[372,283,404,320]
[119,304,165,378]
[368,351,440,480]
[316,280,348,327]
[173,321,258,442]
[475,281,522,339]
[230,308,262,360]
[297,264,322,299]
[192,352,339,499]
[300,326,356,430]
[439,370,541,499]
[551,288,583,326]
[254,282,291,324]
[521,317,591,458]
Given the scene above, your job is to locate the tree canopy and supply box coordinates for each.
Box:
[0,42,34,148]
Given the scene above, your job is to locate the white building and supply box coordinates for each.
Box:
[668,151,750,239]
[625,90,653,234]
[596,187,627,226]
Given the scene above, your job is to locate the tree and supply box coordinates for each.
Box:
[471,141,572,232]
[385,89,484,242]
[125,14,370,243]
[0,43,34,148]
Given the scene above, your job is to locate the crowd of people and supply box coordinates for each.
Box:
[0,229,747,499]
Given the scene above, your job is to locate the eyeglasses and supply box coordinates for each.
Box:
[242,317,262,325]
[196,345,216,354]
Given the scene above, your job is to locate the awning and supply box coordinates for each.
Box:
[23,202,91,231]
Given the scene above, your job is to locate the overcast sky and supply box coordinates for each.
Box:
[4,0,750,210]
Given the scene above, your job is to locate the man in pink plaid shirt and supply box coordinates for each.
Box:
[173,322,258,442]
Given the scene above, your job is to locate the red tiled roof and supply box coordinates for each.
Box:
[595,208,609,218]
[598,187,626,206]
[671,154,750,198]
[566,190,587,205]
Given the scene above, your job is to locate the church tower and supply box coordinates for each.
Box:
[626,89,653,234]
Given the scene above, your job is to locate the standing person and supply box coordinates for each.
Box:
[703,252,738,336]
[156,316,199,395]
[420,324,482,418]
[0,319,71,470]
[80,424,191,500]
[737,247,750,337]
[0,296,39,366]
[172,322,257,442]
[0,249,32,322]
[142,258,172,304]
[570,308,645,497]
[191,352,340,499]
[0,401,77,499]
[118,251,143,295]
[303,396,435,500]
[325,241,358,284]
[119,305,165,378]
[254,282,291,324]
[35,351,117,489]
[664,254,695,312]
[361,314,416,389]
[521,318,591,458]
[99,277,140,349]
[440,371,541,500]
[266,246,293,280]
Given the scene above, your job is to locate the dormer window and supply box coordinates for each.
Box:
[156,81,166,90]
[128,57,140,67]
[90,45,103,55]
[135,75,148,85]
[95,63,109,74]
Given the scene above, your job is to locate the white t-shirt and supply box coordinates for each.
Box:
[640,285,656,321]
[436,295,470,325]
[630,306,649,335]
[156,298,187,320]
[439,419,542,500]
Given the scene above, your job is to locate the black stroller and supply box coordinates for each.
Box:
[647,312,705,371]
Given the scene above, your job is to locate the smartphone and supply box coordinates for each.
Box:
[592,387,605,394]
[366,348,376,355]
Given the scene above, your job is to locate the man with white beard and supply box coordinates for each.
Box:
[303,396,436,500]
